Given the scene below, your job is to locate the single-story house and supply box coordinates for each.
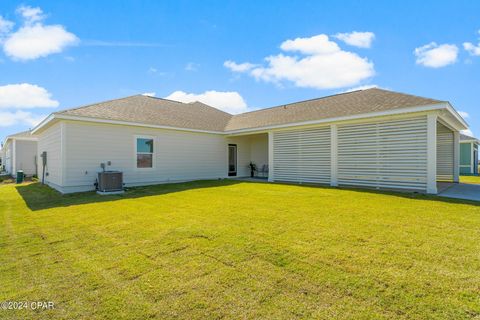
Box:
[460,134,479,175]
[31,88,468,194]
[1,130,38,177]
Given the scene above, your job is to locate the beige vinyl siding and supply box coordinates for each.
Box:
[63,121,228,192]
[3,141,12,174]
[273,126,331,184]
[226,135,251,177]
[337,116,428,191]
[15,140,37,176]
[37,122,63,188]
[436,122,454,181]
[250,134,268,168]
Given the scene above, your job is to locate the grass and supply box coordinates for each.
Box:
[0,175,36,184]
[0,175,14,184]
[460,175,480,184]
[1,180,480,319]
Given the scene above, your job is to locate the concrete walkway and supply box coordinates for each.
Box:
[438,183,480,202]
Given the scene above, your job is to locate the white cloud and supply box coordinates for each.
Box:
[146,67,167,76]
[4,24,78,61]
[16,5,44,25]
[1,5,78,61]
[464,42,480,56]
[224,60,257,72]
[280,34,341,55]
[334,31,375,48]
[343,84,380,93]
[185,62,199,71]
[464,31,480,56]
[142,92,156,97]
[414,42,458,68]
[225,34,374,90]
[0,110,46,127]
[458,111,470,119]
[0,16,14,35]
[165,90,248,114]
[461,129,474,137]
[462,30,480,56]
[0,83,59,109]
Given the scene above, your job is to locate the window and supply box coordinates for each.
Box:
[136,137,154,168]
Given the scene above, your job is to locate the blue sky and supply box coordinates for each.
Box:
[0,0,479,141]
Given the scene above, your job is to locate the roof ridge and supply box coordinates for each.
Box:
[369,87,446,103]
[143,95,185,104]
[234,89,365,117]
[230,87,445,119]
[55,94,145,114]
[141,96,233,117]
[188,101,234,117]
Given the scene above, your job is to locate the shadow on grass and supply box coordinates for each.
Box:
[257,179,480,207]
[16,179,242,211]
[16,179,479,212]
[284,181,480,207]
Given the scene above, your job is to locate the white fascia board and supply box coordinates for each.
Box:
[226,103,450,135]
[31,114,55,134]
[446,102,469,129]
[12,137,38,142]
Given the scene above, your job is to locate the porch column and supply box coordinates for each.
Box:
[330,124,338,186]
[426,113,437,194]
[12,140,16,175]
[268,131,274,182]
[453,131,460,183]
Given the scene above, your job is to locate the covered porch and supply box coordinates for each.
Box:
[226,133,270,179]
[225,109,466,195]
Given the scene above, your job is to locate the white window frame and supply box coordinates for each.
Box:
[134,135,156,170]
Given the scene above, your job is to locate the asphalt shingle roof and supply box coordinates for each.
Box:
[225,88,443,131]
[56,88,445,132]
[6,130,34,139]
[57,95,232,132]
[460,133,479,142]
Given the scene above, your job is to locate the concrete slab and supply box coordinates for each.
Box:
[438,183,480,202]
[96,190,125,196]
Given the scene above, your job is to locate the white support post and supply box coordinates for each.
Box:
[453,131,460,183]
[426,114,437,194]
[268,131,274,182]
[61,121,66,186]
[12,139,16,176]
[471,143,475,174]
[330,124,338,187]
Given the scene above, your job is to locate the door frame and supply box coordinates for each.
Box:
[228,144,237,176]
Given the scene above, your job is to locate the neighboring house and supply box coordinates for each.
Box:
[460,134,479,175]
[31,88,468,194]
[1,130,38,177]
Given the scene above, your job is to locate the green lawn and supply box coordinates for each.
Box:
[461,175,480,184]
[1,181,479,319]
